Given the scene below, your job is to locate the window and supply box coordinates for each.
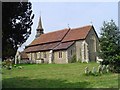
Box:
[59,51,62,58]
[44,52,46,58]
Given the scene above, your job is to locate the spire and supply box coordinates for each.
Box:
[35,16,44,38]
[37,16,43,30]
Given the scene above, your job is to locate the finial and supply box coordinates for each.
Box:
[90,21,93,25]
[68,24,70,29]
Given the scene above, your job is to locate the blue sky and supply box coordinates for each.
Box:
[18,1,118,51]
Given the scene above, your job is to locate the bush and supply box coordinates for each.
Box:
[108,55,120,73]
[2,61,6,68]
[101,60,109,65]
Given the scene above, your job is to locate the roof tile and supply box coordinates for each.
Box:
[25,42,60,52]
[53,41,74,50]
[24,25,93,52]
[29,28,69,46]
[62,25,92,42]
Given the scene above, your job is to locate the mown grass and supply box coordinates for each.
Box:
[2,62,118,88]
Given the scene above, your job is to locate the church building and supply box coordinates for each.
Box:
[24,16,99,64]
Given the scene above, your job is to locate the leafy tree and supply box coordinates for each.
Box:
[2,2,34,60]
[99,20,120,73]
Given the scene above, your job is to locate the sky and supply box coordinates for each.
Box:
[18,1,118,51]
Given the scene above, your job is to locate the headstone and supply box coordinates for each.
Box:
[106,65,109,73]
[85,67,89,75]
[18,66,22,69]
[92,67,96,74]
[97,65,102,74]
[102,65,106,73]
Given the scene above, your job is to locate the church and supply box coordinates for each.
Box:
[23,16,100,64]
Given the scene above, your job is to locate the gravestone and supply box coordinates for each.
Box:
[85,67,89,75]
[106,65,109,73]
[97,65,102,74]
[102,65,106,73]
[92,67,96,74]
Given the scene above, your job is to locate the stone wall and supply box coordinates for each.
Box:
[54,50,68,64]
[75,40,83,62]
[67,43,76,63]
[27,51,50,63]
[85,28,99,62]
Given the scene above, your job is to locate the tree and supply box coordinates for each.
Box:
[99,20,120,73]
[2,2,34,60]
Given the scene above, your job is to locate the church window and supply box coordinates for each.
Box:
[59,51,62,58]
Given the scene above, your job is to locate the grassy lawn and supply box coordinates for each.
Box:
[2,62,118,88]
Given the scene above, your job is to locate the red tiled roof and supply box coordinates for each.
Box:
[29,28,69,46]
[25,42,60,53]
[24,25,93,52]
[53,41,74,50]
[62,25,92,42]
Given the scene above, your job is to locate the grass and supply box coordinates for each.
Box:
[2,62,119,88]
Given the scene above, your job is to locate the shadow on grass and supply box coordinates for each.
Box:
[2,77,90,88]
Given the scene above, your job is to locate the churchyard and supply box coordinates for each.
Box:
[2,62,118,88]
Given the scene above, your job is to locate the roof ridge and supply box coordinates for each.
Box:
[42,28,68,35]
[61,25,93,42]
[71,25,92,30]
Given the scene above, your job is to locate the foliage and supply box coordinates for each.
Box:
[99,20,120,73]
[2,60,13,70]
[2,2,34,60]
[2,63,118,88]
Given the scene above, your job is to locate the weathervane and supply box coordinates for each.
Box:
[90,21,93,25]
[68,24,70,29]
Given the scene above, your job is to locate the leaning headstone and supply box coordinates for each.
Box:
[85,67,89,75]
[14,64,17,68]
[18,66,22,69]
[92,67,96,74]
[97,65,102,74]
[106,65,109,73]
[102,65,106,73]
